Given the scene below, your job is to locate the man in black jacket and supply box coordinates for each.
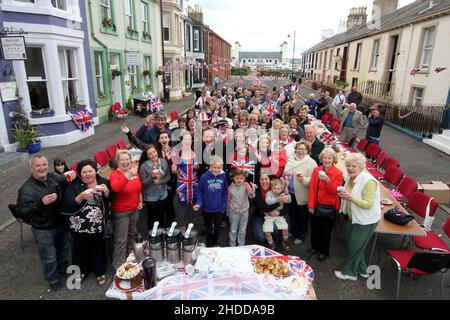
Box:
[17,155,70,291]
[347,86,363,107]
[136,112,171,144]
[365,105,385,145]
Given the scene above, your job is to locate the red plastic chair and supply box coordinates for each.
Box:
[329,118,341,127]
[414,217,450,252]
[94,150,111,167]
[365,143,381,161]
[383,166,404,188]
[375,151,389,169]
[371,157,400,179]
[407,192,438,221]
[321,114,330,125]
[387,250,450,300]
[332,122,340,135]
[117,139,127,150]
[106,144,118,160]
[356,139,369,153]
[397,176,418,202]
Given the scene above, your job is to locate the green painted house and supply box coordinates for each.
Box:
[87,0,163,123]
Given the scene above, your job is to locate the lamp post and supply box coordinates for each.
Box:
[159,0,167,101]
[288,31,296,82]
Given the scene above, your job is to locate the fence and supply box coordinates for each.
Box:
[358,81,395,102]
[384,104,447,138]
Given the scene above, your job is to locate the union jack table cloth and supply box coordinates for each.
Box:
[105,245,316,300]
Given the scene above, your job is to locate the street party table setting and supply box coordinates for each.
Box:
[311,117,426,263]
[105,222,316,300]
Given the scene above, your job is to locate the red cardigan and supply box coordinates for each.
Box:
[110,170,143,213]
[307,165,343,211]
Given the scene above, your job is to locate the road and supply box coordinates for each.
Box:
[0,76,449,300]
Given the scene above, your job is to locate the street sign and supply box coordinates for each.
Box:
[0,36,27,60]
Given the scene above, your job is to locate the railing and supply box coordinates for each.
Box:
[358,81,395,101]
[384,104,446,138]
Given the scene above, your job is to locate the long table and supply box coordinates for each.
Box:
[335,146,426,264]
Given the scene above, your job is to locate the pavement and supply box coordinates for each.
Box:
[0,76,449,300]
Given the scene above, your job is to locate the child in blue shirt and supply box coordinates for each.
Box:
[194,156,228,247]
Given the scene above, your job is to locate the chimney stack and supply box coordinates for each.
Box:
[372,0,399,22]
[347,6,368,30]
[188,4,203,23]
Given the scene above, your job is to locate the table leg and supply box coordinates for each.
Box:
[368,233,379,266]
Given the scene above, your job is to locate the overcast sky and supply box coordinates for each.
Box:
[189,0,416,56]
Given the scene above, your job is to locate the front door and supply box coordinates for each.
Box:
[110,54,123,106]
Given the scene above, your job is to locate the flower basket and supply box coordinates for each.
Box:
[143,70,150,76]
[112,70,122,79]
[156,70,164,77]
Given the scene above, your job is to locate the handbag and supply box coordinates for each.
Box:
[314,173,336,219]
[384,207,414,226]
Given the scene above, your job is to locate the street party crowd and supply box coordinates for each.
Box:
[17,80,386,291]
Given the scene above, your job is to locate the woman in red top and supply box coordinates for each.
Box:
[308,148,343,261]
[109,150,143,270]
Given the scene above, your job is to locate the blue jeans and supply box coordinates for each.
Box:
[32,226,70,284]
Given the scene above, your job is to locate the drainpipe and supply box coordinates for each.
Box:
[87,0,112,101]
[160,0,166,100]
[400,24,414,103]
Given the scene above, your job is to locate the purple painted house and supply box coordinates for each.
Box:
[0,0,96,152]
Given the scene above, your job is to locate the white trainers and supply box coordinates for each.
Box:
[334,271,357,281]
[293,239,303,245]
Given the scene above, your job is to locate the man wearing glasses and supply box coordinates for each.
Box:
[365,105,385,145]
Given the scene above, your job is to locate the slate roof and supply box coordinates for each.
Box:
[239,52,283,60]
[302,0,450,55]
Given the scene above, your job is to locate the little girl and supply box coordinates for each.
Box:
[227,169,256,247]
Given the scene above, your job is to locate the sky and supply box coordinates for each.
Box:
[188,0,416,57]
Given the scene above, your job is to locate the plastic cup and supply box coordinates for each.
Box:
[337,186,345,193]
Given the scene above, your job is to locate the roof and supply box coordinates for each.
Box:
[239,52,283,59]
[302,0,450,55]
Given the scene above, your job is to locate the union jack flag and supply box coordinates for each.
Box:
[278,94,286,105]
[176,159,198,206]
[267,100,275,119]
[410,68,420,76]
[232,160,255,175]
[69,110,94,133]
[146,270,280,300]
[319,132,337,145]
[151,98,164,113]
[435,67,447,73]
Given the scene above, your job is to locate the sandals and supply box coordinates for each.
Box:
[97,275,106,286]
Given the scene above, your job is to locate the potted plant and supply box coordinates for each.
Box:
[127,26,138,36]
[143,31,151,40]
[102,18,113,27]
[156,70,164,77]
[13,125,42,153]
[112,69,122,79]
[143,70,150,76]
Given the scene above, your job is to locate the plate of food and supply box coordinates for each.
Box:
[115,262,143,292]
[381,198,394,206]
[253,257,290,277]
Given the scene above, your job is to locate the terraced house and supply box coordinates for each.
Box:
[301,0,450,106]
[87,0,163,124]
[0,0,96,151]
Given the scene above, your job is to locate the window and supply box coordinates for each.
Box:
[129,65,138,90]
[94,53,104,99]
[354,43,362,70]
[163,12,170,42]
[329,49,333,69]
[140,2,149,32]
[125,0,134,30]
[59,48,80,110]
[174,15,179,43]
[99,0,111,20]
[51,0,66,10]
[194,29,200,51]
[144,56,152,90]
[25,47,50,111]
[411,87,424,106]
[420,27,435,69]
[185,25,191,51]
[164,59,171,86]
[370,39,380,69]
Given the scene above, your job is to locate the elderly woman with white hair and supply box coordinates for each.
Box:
[335,153,381,281]
[307,148,343,261]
